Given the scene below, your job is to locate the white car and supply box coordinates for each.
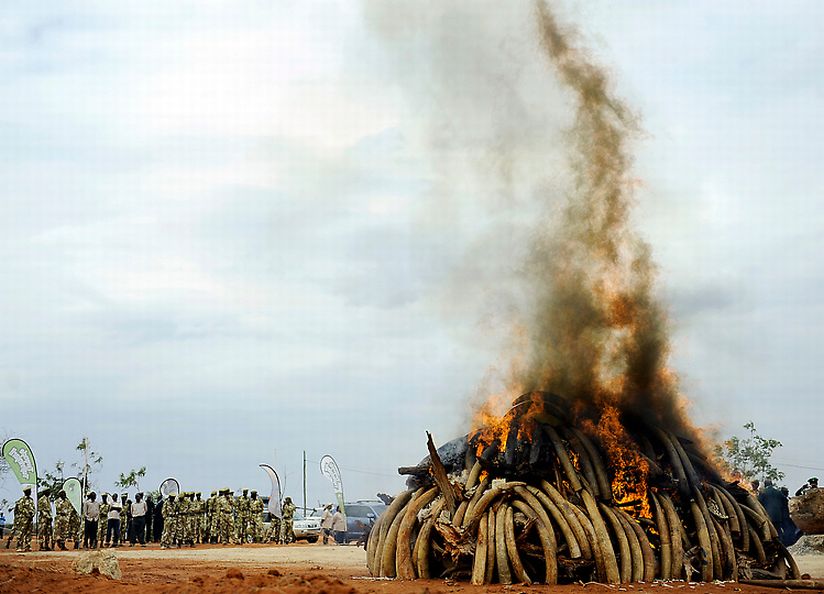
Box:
[292,510,323,543]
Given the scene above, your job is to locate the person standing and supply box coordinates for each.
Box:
[53,490,73,551]
[758,479,785,539]
[191,492,204,544]
[97,493,110,547]
[37,488,53,551]
[248,491,263,543]
[82,492,100,549]
[106,494,122,547]
[280,496,296,544]
[216,489,233,544]
[130,493,147,546]
[121,494,132,544]
[69,500,82,549]
[331,506,346,545]
[160,493,177,549]
[11,486,36,552]
[796,477,819,497]
[320,504,334,545]
[144,494,154,543]
[153,496,164,543]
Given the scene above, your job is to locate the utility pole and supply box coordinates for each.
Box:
[302,450,307,516]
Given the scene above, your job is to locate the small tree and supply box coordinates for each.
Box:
[40,460,68,496]
[72,437,103,492]
[715,421,784,483]
[115,466,147,492]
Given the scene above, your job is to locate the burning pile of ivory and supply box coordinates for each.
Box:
[367,392,798,585]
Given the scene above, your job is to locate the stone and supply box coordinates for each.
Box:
[790,489,824,535]
[73,550,122,580]
[788,534,824,557]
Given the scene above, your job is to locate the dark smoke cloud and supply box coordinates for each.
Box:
[366,1,693,435]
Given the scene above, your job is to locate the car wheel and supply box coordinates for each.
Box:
[307,536,318,543]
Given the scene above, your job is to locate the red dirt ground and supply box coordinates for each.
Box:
[0,544,818,594]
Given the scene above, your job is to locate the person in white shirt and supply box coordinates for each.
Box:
[130,493,148,546]
[331,506,347,545]
[320,504,334,545]
[82,493,101,549]
[106,497,122,547]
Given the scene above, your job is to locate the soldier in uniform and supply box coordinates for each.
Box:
[177,492,190,547]
[12,486,36,552]
[235,488,250,544]
[218,489,233,544]
[248,490,264,543]
[186,492,197,546]
[160,493,177,549]
[205,492,214,543]
[37,488,53,551]
[53,489,73,550]
[69,498,82,549]
[280,496,297,545]
[121,494,132,545]
[98,493,110,547]
[192,492,204,544]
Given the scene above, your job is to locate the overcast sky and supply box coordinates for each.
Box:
[2,1,823,508]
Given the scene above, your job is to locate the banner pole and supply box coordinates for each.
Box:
[302,451,307,516]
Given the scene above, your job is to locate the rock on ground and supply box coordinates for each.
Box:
[789,534,824,557]
[73,550,122,580]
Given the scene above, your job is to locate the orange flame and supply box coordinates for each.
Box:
[471,391,545,456]
[586,405,651,518]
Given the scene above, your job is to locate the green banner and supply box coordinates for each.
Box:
[63,477,83,516]
[2,438,37,487]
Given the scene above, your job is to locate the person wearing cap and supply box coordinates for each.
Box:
[7,486,35,552]
[82,492,101,549]
[217,489,233,545]
[320,504,334,545]
[234,489,248,545]
[280,496,296,544]
[204,492,215,544]
[97,493,110,547]
[248,490,263,543]
[795,477,819,497]
[54,490,73,550]
[177,492,191,547]
[36,487,53,551]
[192,492,204,545]
[121,494,132,545]
[160,493,177,549]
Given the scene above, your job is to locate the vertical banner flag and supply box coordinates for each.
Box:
[159,477,180,498]
[62,477,83,515]
[319,455,345,515]
[259,464,283,518]
[2,439,37,487]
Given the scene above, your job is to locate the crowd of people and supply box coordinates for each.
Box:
[3,484,299,553]
[754,476,819,546]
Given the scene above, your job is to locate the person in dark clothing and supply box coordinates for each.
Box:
[795,477,819,497]
[779,486,802,546]
[758,479,786,539]
[153,499,164,542]
[145,495,154,543]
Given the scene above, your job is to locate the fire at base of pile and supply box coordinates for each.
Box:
[367,392,798,585]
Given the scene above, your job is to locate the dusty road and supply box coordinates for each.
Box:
[1,542,822,593]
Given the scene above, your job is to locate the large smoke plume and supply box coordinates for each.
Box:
[366,1,692,437]
[522,3,688,434]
